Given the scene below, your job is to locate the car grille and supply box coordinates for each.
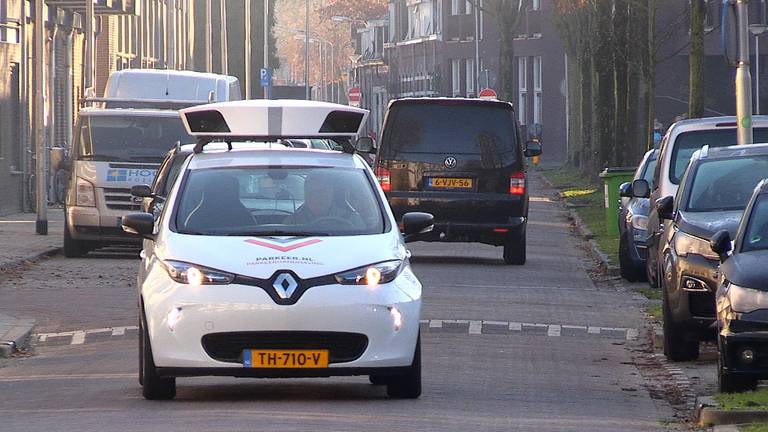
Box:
[103,188,141,211]
[689,291,716,318]
[201,331,369,364]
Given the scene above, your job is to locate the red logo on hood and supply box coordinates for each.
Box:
[244,238,322,252]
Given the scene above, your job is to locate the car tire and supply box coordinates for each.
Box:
[63,223,86,258]
[662,280,700,362]
[386,334,421,399]
[140,312,176,400]
[718,336,757,393]
[369,375,388,385]
[619,236,640,282]
[503,230,526,265]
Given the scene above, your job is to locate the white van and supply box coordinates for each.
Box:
[104,69,242,102]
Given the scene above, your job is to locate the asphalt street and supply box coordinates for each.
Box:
[0,176,676,431]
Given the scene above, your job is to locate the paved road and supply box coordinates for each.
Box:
[0,176,675,431]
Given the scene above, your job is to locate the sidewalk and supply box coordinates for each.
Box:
[0,208,64,357]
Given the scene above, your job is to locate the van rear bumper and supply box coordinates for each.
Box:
[416,218,526,246]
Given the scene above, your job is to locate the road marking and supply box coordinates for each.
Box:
[547,325,561,337]
[70,331,86,345]
[111,327,127,336]
[626,328,639,340]
[0,373,135,382]
[468,320,482,335]
[509,322,522,331]
[429,320,443,328]
[588,326,601,334]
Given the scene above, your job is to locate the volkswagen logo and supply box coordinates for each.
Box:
[272,273,299,299]
[444,156,457,169]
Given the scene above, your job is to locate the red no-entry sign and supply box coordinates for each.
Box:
[348,87,361,107]
[479,88,498,100]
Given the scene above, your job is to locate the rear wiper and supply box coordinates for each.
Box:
[227,231,330,237]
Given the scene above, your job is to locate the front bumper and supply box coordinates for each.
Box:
[67,206,140,243]
[720,310,768,376]
[143,269,421,373]
[670,253,719,326]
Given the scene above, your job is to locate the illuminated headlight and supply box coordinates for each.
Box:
[631,214,649,231]
[160,260,234,286]
[674,231,719,260]
[76,177,96,207]
[730,284,768,314]
[334,260,403,289]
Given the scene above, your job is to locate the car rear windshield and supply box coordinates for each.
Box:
[381,103,519,166]
[743,196,768,252]
[670,128,768,184]
[174,167,385,237]
[685,156,768,212]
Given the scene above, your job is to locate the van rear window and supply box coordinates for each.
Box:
[381,104,519,166]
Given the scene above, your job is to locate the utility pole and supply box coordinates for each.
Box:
[264,0,270,99]
[305,0,310,100]
[245,0,251,98]
[34,0,46,234]
[167,0,176,69]
[85,0,95,89]
[736,0,754,144]
[20,0,28,210]
[205,0,212,72]
[220,0,228,74]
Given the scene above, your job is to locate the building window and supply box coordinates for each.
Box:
[388,3,396,42]
[465,0,472,15]
[466,58,475,96]
[533,56,542,125]
[518,57,528,125]
[451,0,461,15]
[531,0,541,11]
[452,59,461,96]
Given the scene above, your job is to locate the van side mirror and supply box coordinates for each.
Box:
[656,196,674,220]
[619,182,633,198]
[121,213,156,240]
[631,179,650,198]
[131,184,154,198]
[710,230,733,262]
[402,212,434,243]
[355,137,376,153]
[524,141,542,157]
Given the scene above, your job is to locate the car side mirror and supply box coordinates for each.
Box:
[355,137,376,154]
[631,179,650,198]
[131,184,154,198]
[402,212,434,243]
[122,213,155,240]
[619,182,633,198]
[524,141,542,157]
[656,196,674,220]
[710,230,733,262]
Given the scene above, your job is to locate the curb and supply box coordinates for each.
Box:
[696,395,768,427]
[0,318,36,358]
[0,246,61,273]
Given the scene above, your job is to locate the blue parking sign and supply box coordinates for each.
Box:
[260,68,272,87]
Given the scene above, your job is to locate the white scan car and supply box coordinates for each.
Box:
[122,100,434,400]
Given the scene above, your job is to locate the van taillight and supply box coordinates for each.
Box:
[375,166,391,192]
[509,171,526,195]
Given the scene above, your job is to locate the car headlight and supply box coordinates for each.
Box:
[631,215,649,231]
[334,260,403,289]
[729,284,768,314]
[160,260,234,286]
[674,231,719,260]
[76,177,96,207]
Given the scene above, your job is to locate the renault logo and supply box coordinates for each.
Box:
[272,273,298,299]
[444,156,457,169]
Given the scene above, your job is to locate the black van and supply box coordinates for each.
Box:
[375,98,541,264]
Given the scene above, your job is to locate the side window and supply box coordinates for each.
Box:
[151,154,173,194]
[653,135,669,190]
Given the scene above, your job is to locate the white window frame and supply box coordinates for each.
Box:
[533,56,542,125]
[518,57,528,125]
[451,0,460,15]
[466,58,475,96]
[532,0,541,11]
[465,0,472,15]
[452,59,461,96]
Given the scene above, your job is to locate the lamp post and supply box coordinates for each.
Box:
[264,0,270,99]
[305,0,310,100]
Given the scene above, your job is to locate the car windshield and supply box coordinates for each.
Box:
[670,128,768,184]
[78,115,195,163]
[175,167,385,236]
[743,196,768,252]
[685,156,768,212]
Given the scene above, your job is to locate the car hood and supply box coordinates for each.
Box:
[722,250,768,289]
[158,232,405,280]
[678,210,742,240]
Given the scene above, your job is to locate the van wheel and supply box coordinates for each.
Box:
[63,224,86,258]
[140,313,176,400]
[386,334,421,399]
[503,231,526,265]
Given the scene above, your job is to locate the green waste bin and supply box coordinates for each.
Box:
[599,167,637,236]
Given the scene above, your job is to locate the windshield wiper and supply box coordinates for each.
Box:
[128,156,164,163]
[80,154,130,162]
[226,231,330,237]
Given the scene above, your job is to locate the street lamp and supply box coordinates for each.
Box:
[751,23,768,114]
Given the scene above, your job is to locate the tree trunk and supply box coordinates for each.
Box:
[689,0,705,118]
[593,0,615,169]
[499,30,515,102]
[613,0,630,166]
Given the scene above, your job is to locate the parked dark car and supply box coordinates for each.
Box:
[711,179,768,392]
[635,144,768,362]
[375,98,541,265]
[618,149,658,281]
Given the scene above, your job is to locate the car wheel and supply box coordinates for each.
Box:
[662,278,700,362]
[386,334,421,399]
[619,236,640,282]
[369,375,388,385]
[63,223,86,258]
[140,312,176,400]
[718,336,757,393]
[503,230,526,265]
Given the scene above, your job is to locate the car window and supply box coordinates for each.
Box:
[642,155,657,185]
[381,103,519,167]
[175,167,385,236]
[670,128,768,184]
[685,156,768,212]
[743,196,768,252]
[160,154,189,196]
